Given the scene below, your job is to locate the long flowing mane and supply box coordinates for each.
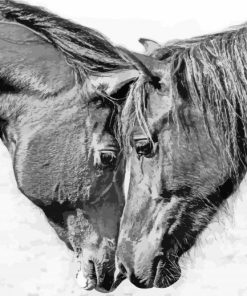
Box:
[0,0,131,76]
[122,24,247,176]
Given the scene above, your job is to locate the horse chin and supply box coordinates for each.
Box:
[153,257,181,288]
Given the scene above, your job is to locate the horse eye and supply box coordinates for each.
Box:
[99,151,117,167]
[135,140,154,158]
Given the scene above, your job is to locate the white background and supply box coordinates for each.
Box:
[1,1,247,295]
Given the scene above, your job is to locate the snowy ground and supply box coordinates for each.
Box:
[0,141,247,296]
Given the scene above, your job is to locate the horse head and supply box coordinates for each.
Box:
[0,1,140,291]
[115,30,247,288]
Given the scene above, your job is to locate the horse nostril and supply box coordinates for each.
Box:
[118,262,127,275]
[129,273,152,289]
[88,260,97,277]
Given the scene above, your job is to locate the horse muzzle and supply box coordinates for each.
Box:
[76,258,116,292]
[115,252,181,289]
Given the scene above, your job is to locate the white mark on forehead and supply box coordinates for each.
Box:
[124,155,132,201]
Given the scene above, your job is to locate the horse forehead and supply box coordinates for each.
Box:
[143,61,173,126]
[146,89,172,128]
[87,104,111,125]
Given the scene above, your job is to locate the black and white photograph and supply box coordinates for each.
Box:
[0,1,247,295]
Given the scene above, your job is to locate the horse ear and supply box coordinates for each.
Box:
[139,38,161,55]
[0,22,74,94]
[88,69,139,96]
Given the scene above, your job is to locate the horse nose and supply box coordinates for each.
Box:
[76,258,115,292]
[115,260,152,289]
[115,251,181,288]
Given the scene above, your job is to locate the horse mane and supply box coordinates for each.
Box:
[122,24,247,175]
[148,24,247,60]
[0,0,131,76]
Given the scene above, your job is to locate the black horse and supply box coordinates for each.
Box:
[0,0,141,292]
[115,24,247,288]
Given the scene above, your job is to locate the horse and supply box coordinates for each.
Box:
[114,23,247,288]
[0,0,141,292]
